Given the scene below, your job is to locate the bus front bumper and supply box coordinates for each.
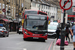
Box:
[23,33,47,40]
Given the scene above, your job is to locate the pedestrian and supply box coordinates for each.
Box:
[65,26,70,42]
[56,27,61,40]
[69,26,73,40]
[70,22,75,50]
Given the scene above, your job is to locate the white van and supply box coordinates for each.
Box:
[48,22,59,38]
[50,22,58,25]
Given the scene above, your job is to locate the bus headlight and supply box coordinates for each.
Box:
[24,31,30,35]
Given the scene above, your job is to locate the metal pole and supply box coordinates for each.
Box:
[60,1,70,50]
[60,10,65,50]
[60,1,66,50]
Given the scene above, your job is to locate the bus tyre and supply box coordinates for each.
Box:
[42,40,45,42]
[19,33,20,34]
[23,38,26,41]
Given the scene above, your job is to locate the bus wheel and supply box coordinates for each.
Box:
[23,38,26,41]
[42,40,45,42]
[19,33,20,34]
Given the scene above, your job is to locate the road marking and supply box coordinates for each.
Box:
[45,44,50,50]
[23,48,27,50]
[48,41,53,50]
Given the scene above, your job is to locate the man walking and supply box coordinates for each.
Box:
[70,22,75,50]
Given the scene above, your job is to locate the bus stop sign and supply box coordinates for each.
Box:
[60,0,73,10]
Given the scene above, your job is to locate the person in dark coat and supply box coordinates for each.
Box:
[17,25,20,33]
[56,27,61,40]
[65,26,70,42]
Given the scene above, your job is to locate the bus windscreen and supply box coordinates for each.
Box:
[25,11,37,14]
[25,15,47,31]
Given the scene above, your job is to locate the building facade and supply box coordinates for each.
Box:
[16,0,31,19]
[40,4,57,21]
[0,0,31,19]
[31,0,58,22]
[31,1,40,10]
[0,0,16,19]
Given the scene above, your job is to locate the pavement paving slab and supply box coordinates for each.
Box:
[53,35,73,50]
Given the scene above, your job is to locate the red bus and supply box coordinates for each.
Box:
[22,10,48,26]
[23,14,48,41]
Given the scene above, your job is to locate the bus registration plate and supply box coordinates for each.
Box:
[33,37,39,39]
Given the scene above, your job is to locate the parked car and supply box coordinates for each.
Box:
[0,27,9,37]
[48,24,58,38]
[19,26,22,34]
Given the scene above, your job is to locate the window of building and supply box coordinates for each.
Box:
[2,4,5,15]
[22,3,23,7]
[0,3,1,9]
[12,7,13,16]
[32,3,36,7]
[51,7,52,10]
[6,5,8,15]
[37,4,39,8]
[14,0,15,4]
[9,0,10,2]
[44,5,45,9]
[46,6,48,9]
[3,4,5,9]
[42,5,43,8]
[48,6,49,9]
[14,7,15,18]
[12,0,13,4]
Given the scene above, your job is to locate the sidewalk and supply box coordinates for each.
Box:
[9,32,17,34]
[53,35,73,50]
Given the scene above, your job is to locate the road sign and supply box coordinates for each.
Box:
[2,9,6,12]
[60,0,73,10]
[72,7,75,12]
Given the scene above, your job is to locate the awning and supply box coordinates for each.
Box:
[9,20,13,22]
[2,19,13,23]
[68,15,75,17]
[2,19,9,22]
